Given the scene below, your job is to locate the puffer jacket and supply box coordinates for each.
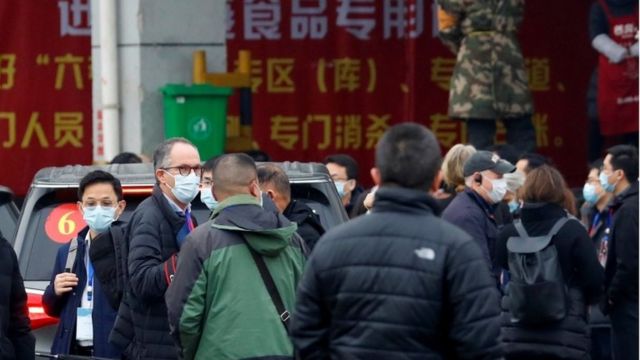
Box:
[496,203,604,359]
[0,234,34,360]
[110,186,195,360]
[291,187,503,359]
[166,195,306,360]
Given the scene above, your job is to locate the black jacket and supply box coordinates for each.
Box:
[111,186,196,360]
[603,181,639,309]
[283,199,325,251]
[291,187,503,359]
[0,234,34,360]
[442,188,501,284]
[496,203,604,359]
[90,221,129,310]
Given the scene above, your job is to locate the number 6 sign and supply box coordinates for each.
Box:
[44,203,86,244]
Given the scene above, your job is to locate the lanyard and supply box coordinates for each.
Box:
[85,242,94,303]
[590,210,612,242]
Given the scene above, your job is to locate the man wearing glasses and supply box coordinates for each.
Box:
[111,137,201,360]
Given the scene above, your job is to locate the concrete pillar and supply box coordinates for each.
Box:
[91,0,226,161]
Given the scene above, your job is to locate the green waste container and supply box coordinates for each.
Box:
[161,84,233,160]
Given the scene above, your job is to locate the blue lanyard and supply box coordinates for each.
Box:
[590,210,612,243]
[86,244,94,303]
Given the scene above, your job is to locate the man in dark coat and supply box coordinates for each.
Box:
[111,138,200,360]
[600,144,639,360]
[0,231,34,360]
[291,123,503,359]
[442,150,516,285]
[258,163,324,250]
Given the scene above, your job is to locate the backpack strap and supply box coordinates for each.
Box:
[513,219,529,238]
[64,237,78,272]
[547,217,570,238]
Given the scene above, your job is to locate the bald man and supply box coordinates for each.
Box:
[258,164,325,250]
[166,153,307,360]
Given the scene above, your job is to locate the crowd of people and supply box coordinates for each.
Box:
[0,124,637,360]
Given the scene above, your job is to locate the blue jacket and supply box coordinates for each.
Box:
[42,227,121,358]
[442,188,501,285]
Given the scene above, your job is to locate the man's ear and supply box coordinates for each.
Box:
[266,189,276,200]
[115,200,126,219]
[250,181,261,197]
[370,167,381,186]
[156,169,167,185]
[430,170,443,193]
[345,179,356,192]
[77,201,84,216]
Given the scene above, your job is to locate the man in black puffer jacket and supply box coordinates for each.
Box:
[0,232,34,360]
[291,123,503,359]
[110,138,200,360]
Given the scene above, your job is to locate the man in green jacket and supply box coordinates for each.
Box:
[165,153,306,360]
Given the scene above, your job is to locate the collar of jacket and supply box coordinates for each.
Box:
[210,194,261,218]
[521,202,566,222]
[211,194,297,256]
[611,180,639,211]
[464,187,497,217]
[371,186,441,216]
[151,185,187,235]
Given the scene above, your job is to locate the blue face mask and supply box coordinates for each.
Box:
[83,205,117,233]
[200,187,218,211]
[508,200,520,214]
[599,171,616,193]
[168,172,200,204]
[582,183,600,204]
[335,181,346,198]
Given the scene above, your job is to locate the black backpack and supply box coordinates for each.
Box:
[506,217,569,324]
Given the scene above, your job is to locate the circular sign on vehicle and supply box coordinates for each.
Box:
[44,203,86,244]
[187,116,213,140]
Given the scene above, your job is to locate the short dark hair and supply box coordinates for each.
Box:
[111,152,142,164]
[323,154,359,180]
[202,155,221,174]
[78,170,123,201]
[519,153,552,172]
[588,159,604,173]
[212,153,258,196]
[257,164,291,199]
[607,144,639,181]
[375,123,441,190]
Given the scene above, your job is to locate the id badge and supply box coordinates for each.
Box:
[76,307,93,341]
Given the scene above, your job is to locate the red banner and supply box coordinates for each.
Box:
[226,0,595,187]
[0,0,92,196]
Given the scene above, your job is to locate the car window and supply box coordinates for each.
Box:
[0,201,18,242]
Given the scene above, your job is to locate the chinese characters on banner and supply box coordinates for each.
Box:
[227,0,595,186]
[0,0,92,195]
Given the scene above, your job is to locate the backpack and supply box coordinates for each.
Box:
[506,217,569,324]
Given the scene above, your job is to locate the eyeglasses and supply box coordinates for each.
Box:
[163,165,203,176]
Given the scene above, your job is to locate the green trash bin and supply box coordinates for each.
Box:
[161,84,233,160]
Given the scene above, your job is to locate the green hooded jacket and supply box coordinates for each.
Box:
[165,195,307,360]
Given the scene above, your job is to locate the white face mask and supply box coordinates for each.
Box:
[167,171,200,204]
[200,187,218,211]
[487,178,508,204]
